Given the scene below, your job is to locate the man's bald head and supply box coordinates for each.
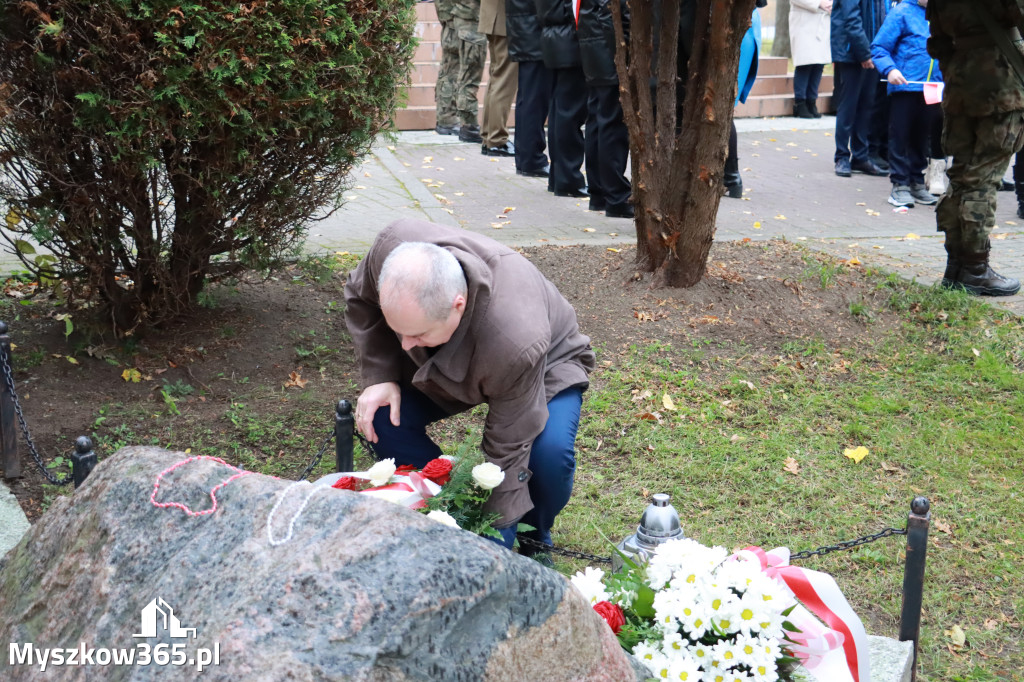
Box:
[379,242,467,322]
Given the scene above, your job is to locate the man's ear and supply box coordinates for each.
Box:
[452,294,467,314]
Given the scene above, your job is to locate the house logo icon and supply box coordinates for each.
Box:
[133,598,197,639]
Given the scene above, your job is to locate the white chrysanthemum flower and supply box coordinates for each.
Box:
[670,588,712,641]
[747,654,780,682]
[710,640,743,671]
[662,630,688,656]
[667,654,702,681]
[648,651,673,681]
[715,556,761,593]
[748,573,796,612]
[647,538,726,588]
[701,586,740,635]
[366,458,396,486]
[733,590,773,637]
[731,633,762,667]
[632,641,659,667]
[755,636,782,662]
[752,604,787,640]
[569,566,609,606]
[688,641,712,669]
[425,510,459,527]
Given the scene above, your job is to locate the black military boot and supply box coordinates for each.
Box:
[1016,182,1024,219]
[941,245,1021,296]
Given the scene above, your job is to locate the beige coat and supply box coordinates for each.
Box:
[478,0,508,36]
[789,0,832,67]
[345,219,595,527]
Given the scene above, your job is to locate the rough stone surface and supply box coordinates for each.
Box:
[0,479,29,557]
[790,634,915,682]
[0,447,633,681]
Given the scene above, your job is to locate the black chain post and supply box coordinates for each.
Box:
[899,496,930,682]
[0,321,21,479]
[71,436,97,489]
[335,399,354,473]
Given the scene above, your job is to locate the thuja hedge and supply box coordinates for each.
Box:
[0,0,415,332]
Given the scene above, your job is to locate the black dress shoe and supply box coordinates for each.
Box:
[435,123,460,136]
[554,187,589,198]
[605,204,635,219]
[458,124,483,143]
[850,158,886,176]
[482,141,515,157]
[588,198,607,212]
[516,166,550,178]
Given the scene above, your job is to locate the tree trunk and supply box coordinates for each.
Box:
[772,0,792,58]
[612,0,757,287]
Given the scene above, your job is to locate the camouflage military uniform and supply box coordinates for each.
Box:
[451,0,487,127]
[435,0,461,128]
[434,0,486,130]
[928,0,1022,295]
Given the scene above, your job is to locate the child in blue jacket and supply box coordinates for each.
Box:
[871,0,944,208]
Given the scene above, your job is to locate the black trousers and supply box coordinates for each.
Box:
[888,91,941,186]
[586,84,631,208]
[547,65,588,192]
[513,60,553,173]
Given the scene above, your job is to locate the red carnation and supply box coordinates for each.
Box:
[593,601,625,634]
[395,464,419,473]
[331,476,358,491]
[421,458,453,485]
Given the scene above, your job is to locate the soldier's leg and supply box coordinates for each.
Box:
[454,17,486,135]
[480,32,518,150]
[435,20,461,130]
[937,111,1023,295]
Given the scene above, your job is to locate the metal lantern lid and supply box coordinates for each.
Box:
[635,493,683,549]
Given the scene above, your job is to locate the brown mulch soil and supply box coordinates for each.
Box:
[3,239,901,521]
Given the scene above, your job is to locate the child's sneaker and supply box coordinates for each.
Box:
[909,183,938,205]
[888,185,915,208]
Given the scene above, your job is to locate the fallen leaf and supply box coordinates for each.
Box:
[662,394,677,411]
[631,389,653,403]
[422,156,433,163]
[122,368,142,383]
[904,233,921,240]
[972,348,981,357]
[503,206,516,214]
[753,221,762,229]
[880,461,900,473]
[947,624,966,647]
[934,518,953,535]
[65,356,79,365]
[844,446,869,463]
[284,371,309,389]
[583,228,596,232]
[453,157,465,161]
[740,380,755,390]
[636,411,663,424]
[847,257,861,266]
[783,457,801,475]
[984,619,999,631]
[607,248,621,253]
[856,202,866,206]
[774,214,787,220]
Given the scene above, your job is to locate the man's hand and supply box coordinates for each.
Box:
[887,68,908,85]
[861,58,875,70]
[355,382,401,443]
[819,0,832,12]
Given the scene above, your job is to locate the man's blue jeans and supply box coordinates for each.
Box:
[371,386,583,551]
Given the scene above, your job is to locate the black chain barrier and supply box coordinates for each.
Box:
[1,346,72,486]
[520,523,909,566]
[297,431,336,482]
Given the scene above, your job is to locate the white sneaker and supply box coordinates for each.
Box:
[927,158,948,196]
[888,185,915,208]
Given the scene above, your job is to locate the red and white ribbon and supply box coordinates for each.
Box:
[316,471,441,509]
[737,546,871,682]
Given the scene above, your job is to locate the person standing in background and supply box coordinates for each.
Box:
[831,0,888,177]
[452,0,487,143]
[871,0,942,208]
[506,0,553,177]
[789,0,832,119]
[537,0,590,197]
[578,0,633,217]
[928,0,1021,296]
[479,0,518,157]
[434,0,462,136]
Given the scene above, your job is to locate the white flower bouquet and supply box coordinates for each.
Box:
[573,538,802,682]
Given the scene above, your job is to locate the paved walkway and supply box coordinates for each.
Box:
[3,116,1022,551]
[307,116,1023,315]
